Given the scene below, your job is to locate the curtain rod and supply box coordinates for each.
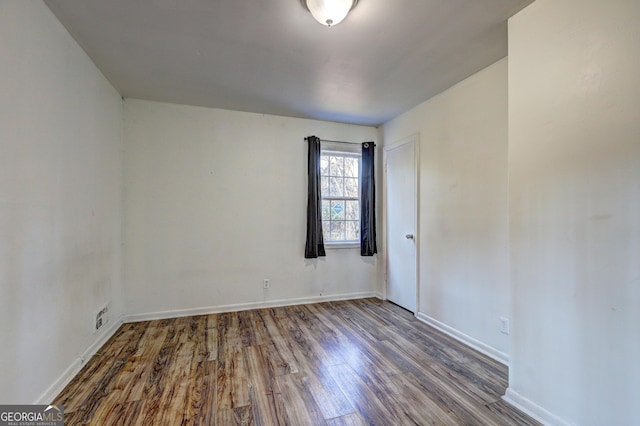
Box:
[304,137,375,146]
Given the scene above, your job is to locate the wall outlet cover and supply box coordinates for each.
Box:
[500,317,510,335]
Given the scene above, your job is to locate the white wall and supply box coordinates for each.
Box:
[124,100,379,316]
[507,0,640,424]
[383,59,510,359]
[0,1,124,404]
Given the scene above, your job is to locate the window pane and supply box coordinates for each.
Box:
[344,157,358,178]
[321,177,329,196]
[346,221,360,241]
[345,200,359,220]
[322,200,330,220]
[329,177,344,197]
[330,221,345,241]
[320,155,329,175]
[330,156,344,177]
[320,177,329,196]
[330,200,345,220]
[319,152,362,243]
[322,221,330,240]
[344,178,358,198]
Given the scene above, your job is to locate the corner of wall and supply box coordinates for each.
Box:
[34,318,124,404]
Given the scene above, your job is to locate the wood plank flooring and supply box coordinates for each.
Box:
[55,298,539,425]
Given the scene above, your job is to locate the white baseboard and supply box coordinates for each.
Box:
[503,388,572,426]
[34,317,124,404]
[415,312,509,365]
[123,291,380,323]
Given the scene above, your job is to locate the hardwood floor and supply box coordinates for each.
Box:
[55,298,538,425]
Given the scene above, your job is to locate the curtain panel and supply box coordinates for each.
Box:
[360,142,377,256]
[304,136,326,258]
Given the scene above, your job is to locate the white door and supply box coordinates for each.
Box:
[385,137,417,312]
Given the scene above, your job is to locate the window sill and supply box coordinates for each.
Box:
[325,242,360,250]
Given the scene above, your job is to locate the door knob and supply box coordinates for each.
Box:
[405,234,414,239]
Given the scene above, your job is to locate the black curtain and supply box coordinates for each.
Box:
[360,142,377,256]
[304,136,326,258]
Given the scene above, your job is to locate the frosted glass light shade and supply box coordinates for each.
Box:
[305,0,357,27]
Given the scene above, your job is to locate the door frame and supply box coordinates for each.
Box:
[383,133,420,314]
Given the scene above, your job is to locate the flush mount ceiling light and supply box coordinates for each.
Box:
[302,0,359,27]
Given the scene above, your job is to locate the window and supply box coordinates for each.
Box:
[320,150,360,244]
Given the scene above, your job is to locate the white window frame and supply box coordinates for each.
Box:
[320,144,361,249]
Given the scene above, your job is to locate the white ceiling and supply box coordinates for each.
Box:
[44,0,534,126]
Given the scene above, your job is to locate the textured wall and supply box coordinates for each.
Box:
[0,0,124,403]
[123,99,379,316]
[508,0,640,423]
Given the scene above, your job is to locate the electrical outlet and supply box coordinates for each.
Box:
[500,317,510,335]
[263,278,271,289]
